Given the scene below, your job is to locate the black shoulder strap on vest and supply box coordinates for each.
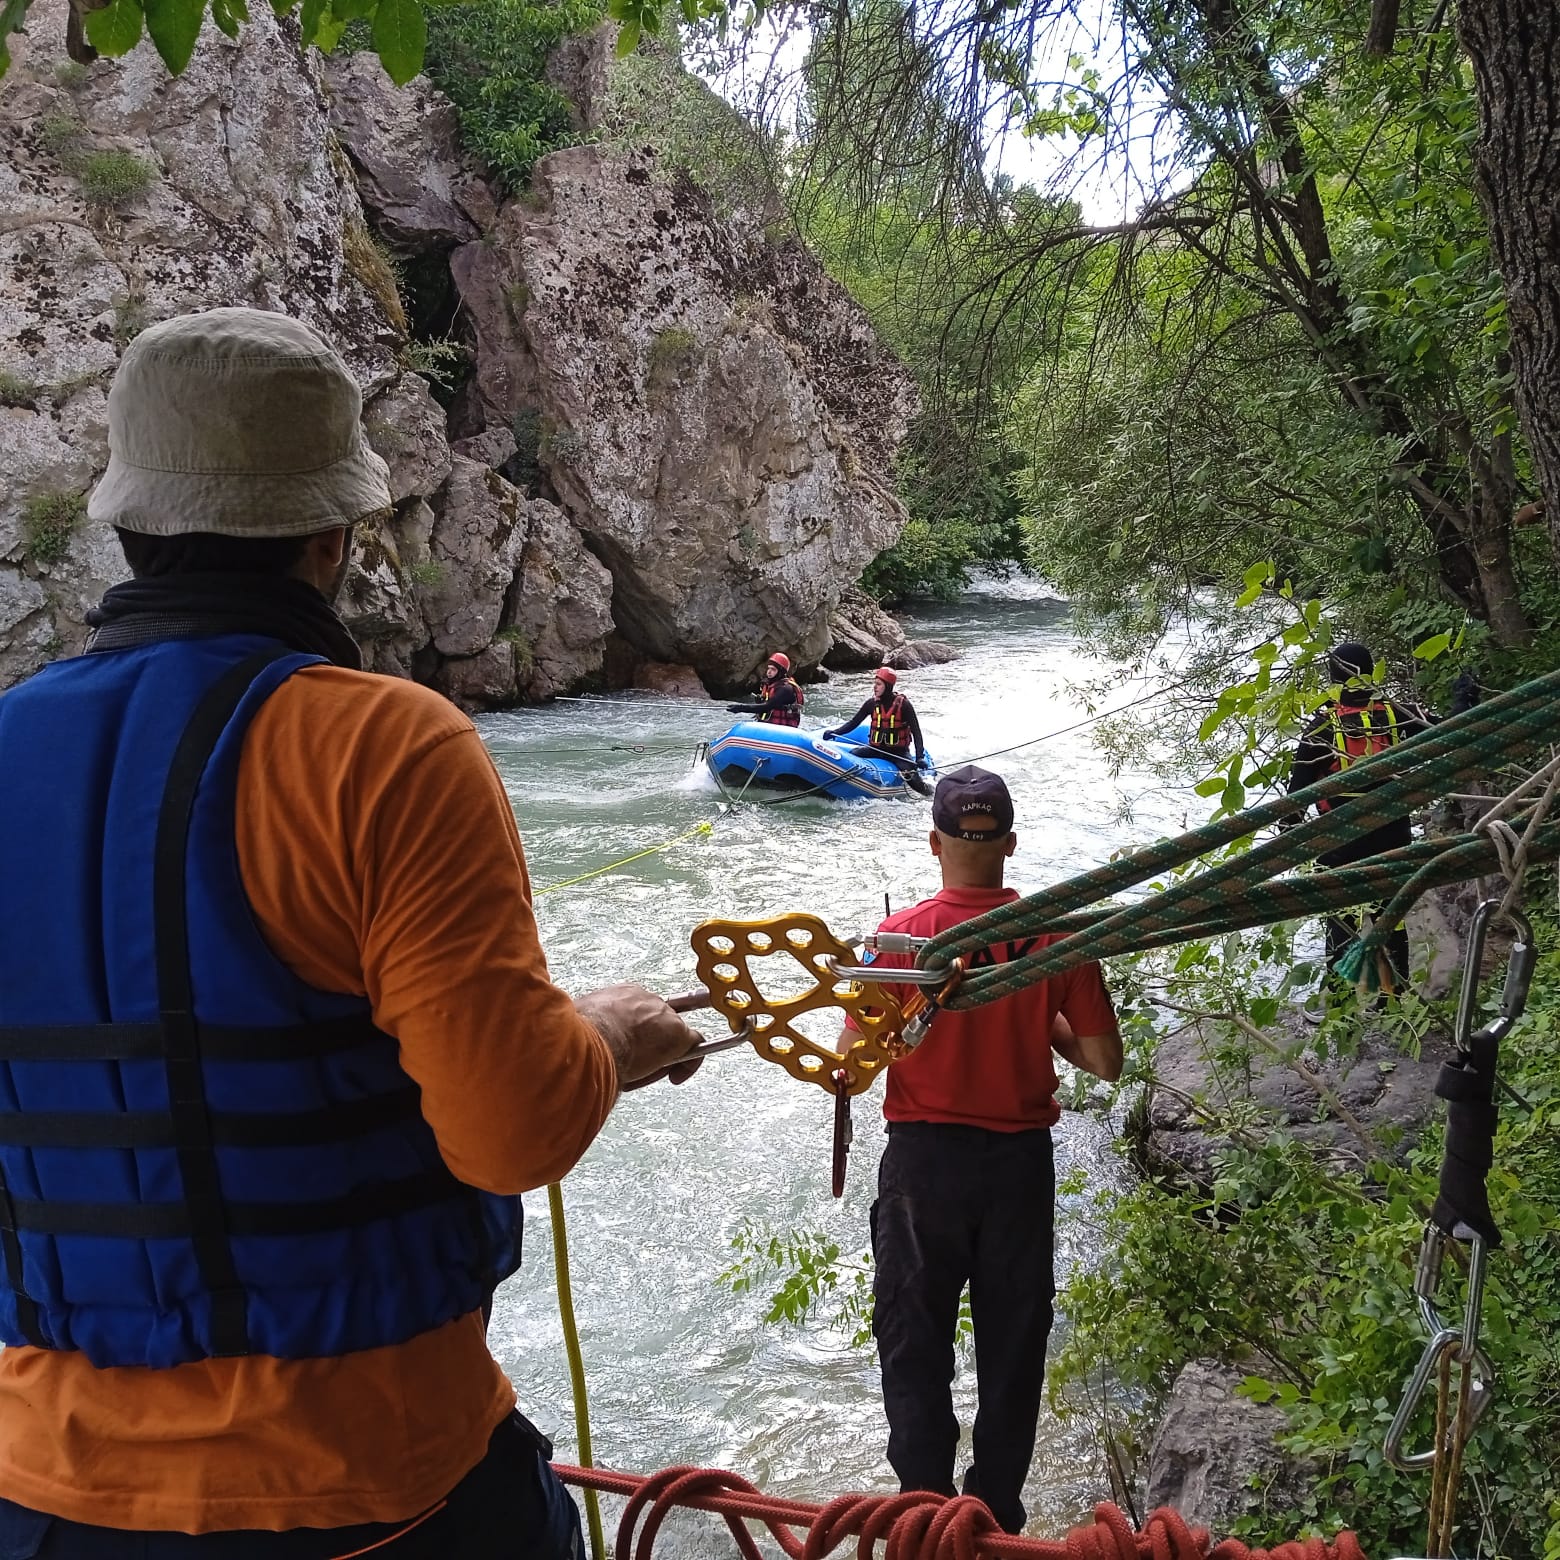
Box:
[155,647,294,1358]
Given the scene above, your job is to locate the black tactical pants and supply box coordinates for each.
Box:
[870,1122,1055,1535]
[1320,816,1414,986]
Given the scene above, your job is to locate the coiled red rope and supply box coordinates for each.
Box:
[554,1462,1368,1560]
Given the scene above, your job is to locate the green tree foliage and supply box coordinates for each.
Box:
[799,173,1039,601]
[1048,903,1560,1560]
[419,0,603,191]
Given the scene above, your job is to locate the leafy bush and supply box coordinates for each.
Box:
[861,515,1015,603]
[76,149,157,206]
[1049,914,1560,1560]
[39,112,86,157]
[646,324,697,383]
[419,0,604,192]
[402,335,468,390]
[22,492,87,567]
[602,42,778,216]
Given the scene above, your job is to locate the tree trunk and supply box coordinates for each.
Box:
[1458,0,1560,562]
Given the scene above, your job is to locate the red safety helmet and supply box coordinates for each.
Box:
[767,652,791,671]
[874,666,898,685]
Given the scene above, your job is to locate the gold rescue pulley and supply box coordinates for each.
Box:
[689,913,909,1096]
[676,913,961,1196]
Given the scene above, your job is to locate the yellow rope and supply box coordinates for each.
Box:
[533,812,722,1556]
[533,820,715,897]
[548,1181,606,1560]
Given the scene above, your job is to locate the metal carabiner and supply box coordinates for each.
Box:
[1453,900,1536,1060]
[1384,1226,1496,1470]
[899,958,968,1049]
[821,954,953,988]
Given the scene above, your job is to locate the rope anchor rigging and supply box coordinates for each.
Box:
[1383,899,1537,1557]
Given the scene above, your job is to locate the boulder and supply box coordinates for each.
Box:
[365,374,454,503]
[544,23,617,134]
[451,144,917,690]
[1147,1009,1450,1182]
[322,52,496,248]
[506,496,614,701]
[889,639,960,670]
[826,584,907,670]
[421,456,527,658]
[632,661,709,699]
[1145,1360,1317,1531]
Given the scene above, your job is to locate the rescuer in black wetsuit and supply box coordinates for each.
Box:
[822,667,930,796]
[726,652,805,727]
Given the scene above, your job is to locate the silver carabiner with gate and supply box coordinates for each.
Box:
[1383,898,1535,1471]
[1383,1226,1495,1469]
[1451,900,1536,1059]
[821,953,953,987]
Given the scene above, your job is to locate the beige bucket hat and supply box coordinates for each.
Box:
[87,307,393,538]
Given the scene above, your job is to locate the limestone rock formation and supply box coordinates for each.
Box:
[323,52,496,248]
[1145,1360,1317,1531]
[0,0,398,687]
[1146,1009,1449,1182]
[450,144,917,691]
[0,8,614,707]
[2,15,917,708]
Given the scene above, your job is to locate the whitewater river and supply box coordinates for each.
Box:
[478,578,1199,1549]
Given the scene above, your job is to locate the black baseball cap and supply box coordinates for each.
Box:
[932,765,1014,841]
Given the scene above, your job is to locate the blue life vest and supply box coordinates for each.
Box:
[0,635,521,1369]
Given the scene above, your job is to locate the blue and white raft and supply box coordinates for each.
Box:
[705,721,932,801]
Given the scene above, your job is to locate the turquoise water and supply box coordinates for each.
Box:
[477,578,1195,1548]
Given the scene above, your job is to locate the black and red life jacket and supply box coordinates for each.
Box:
[759,677,803,727]
[870,692,909,751]
[1315,700,1402,811]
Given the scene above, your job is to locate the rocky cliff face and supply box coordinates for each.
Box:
[446,143,914,689]
[0,10,916,705]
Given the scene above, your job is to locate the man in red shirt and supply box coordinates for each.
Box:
[859,766,1121,1533]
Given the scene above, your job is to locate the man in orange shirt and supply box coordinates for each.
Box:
[0,308,703,1557]
[858,767,1121,1534]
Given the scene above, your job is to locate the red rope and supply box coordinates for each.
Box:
[554,1463,1369,1560]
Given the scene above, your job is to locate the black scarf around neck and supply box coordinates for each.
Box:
[85,573,362,670]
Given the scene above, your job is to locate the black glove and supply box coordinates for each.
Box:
[727,704,745,714]
[820,728,838,741]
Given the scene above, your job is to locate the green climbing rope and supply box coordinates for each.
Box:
[917,665,1560,1005]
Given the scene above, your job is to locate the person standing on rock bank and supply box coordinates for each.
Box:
[726,650,805,726]
[847,767,1122,1533]
[822,666,931,794]
[1283,640,1430,989]
[0,307,704,1558]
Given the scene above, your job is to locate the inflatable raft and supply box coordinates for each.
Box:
[705,721,932,800]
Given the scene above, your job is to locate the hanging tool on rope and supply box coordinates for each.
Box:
[1383,899,1536,1558]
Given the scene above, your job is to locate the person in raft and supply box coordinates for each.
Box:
[0,307,706,1559]
[821,666,931,794]
[726,651,805,726]
[846,766,1122,1534]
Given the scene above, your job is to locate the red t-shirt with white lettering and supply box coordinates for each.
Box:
[856,886,1117,1131]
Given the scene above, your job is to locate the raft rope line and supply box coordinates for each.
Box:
[533,820,717,897]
